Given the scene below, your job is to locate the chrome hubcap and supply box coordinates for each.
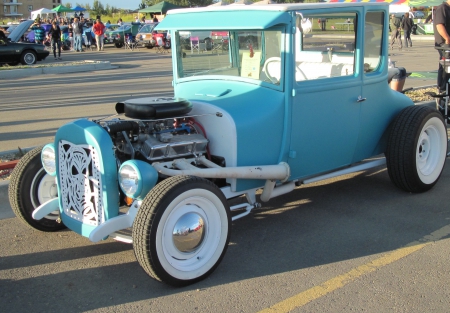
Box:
[172,212,205,253]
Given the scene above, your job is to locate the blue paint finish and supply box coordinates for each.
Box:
[290,79,362,178]
[54,119,119,238]
[157,10,292,31]
[175,80,285,191]
[61,214,97,237]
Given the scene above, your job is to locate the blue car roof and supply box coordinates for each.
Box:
[157,3,387,30]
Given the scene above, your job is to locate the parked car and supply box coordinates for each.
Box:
[105,22,142,48]
[414,11,425,18]
[103,23,119,45]
[0,20,49,65]
[10,3,447,288]
[135,22,161,49]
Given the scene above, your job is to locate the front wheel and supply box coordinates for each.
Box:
[20,50,37,65]
[386,105,447,192]
[133,176,231,287]
[114,42,123,48]
[8,146,65,231]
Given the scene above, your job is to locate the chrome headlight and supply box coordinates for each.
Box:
[118,160,158,200]
[41,144,56,176]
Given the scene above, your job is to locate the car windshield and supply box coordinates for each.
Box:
[116,25,131,31]
[175,29,283,86]
[139,24,157,33]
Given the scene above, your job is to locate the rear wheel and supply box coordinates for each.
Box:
[133,176,231,287]
[8,146,65,231]
[386,105,447,192]
[114,42,123,48]
[20,50,37,65]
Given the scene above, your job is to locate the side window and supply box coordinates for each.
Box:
[296,12,356,82]
[364,11,384,73]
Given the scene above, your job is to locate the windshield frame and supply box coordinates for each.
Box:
[172,25,286,91]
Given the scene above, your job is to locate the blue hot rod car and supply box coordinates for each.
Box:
[9,3,448,286]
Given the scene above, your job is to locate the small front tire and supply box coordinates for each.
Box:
[133,176,231,287]
[386,105,447,192]
[8,146,65,231]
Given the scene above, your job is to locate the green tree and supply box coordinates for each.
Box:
[90,0,105,16]
[64,2,72,8]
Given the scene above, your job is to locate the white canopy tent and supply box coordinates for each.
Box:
[31,8,55,20]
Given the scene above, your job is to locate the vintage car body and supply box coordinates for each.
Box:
[9,3,448,287]
[0,20,49,65]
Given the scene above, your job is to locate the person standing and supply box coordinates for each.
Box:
[48,21,62,60]
[92,19,105,51]
[390,14,402,50]
[401,12,414,48]
[72,17,83,52]
[434,0,450,92]
[31,21,45,44]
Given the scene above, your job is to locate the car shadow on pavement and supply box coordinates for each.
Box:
[1,164,450,311]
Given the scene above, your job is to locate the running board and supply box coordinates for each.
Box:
[302,158,386,185]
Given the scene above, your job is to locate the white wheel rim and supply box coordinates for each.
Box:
[24,53,35,64]
[156,188,228,280]
[416,116,447,184]
[30,168,59,220]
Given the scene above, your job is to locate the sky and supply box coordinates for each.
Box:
[74,0,143,10]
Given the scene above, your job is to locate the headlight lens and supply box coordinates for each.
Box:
[118,164,139,196]
[41,144,56,176]
[118,160,158,200]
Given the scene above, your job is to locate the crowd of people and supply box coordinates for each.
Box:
[28,15,109,59]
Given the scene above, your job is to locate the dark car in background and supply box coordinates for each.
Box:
[105,23,142,48]
[0,20,49,66]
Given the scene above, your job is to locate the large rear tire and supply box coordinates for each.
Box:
[8,146,65,231]
[386,105,447,192]
[133,176,231,287]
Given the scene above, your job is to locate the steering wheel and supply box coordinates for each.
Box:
[262,57,282,84]
[263,57,308,83]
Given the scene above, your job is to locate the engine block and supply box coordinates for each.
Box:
[140,133,209,161]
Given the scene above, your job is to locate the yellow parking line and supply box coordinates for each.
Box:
[259,225,450,313]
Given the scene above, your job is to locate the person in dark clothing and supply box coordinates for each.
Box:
[0,30,6,44]
[401,12,414,48]
[434,0,450,92]
[48,21,62,60]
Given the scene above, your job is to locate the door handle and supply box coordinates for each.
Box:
[356,96,366,103]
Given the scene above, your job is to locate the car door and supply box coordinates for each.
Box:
[0,41,17,63]
[288,10,362,179]
[353,10,404,162]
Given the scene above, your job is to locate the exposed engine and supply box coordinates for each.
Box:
[95,97,210,164]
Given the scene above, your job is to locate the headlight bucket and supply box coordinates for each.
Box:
[118,160,158,200]
[41,144,56,176]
